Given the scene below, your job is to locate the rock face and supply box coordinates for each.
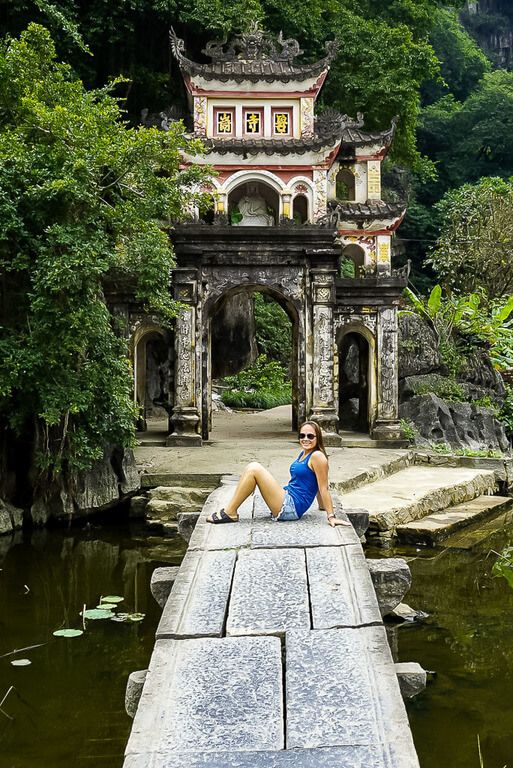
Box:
[366,558,412,616]
[30,446,140,525]
[459,349,506,403]
[0,499,23,536]
[400,394,509,452]
[399,314,440,379]
[395,662,427,700]
[211,293,258,378]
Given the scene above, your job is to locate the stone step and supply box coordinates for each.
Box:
[140,473,222,489]
[331,452,414,495]
[396,495,513,546]
[439,506,513,551]
[340,466,497,536]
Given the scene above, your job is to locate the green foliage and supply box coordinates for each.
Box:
[221,354,292,409]
[402,285,513,373]
[253,293,292,367]
[492,546,513,590]
[0,25,209,476]
[429,177,513,298]
[429,443,504,458]
[399,419,417,442]
[409,375,467,402]
[424,8,490,103]
[499,385,513,439]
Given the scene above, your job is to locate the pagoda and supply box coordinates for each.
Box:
[125,25,409,446]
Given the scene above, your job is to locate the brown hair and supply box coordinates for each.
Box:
[299,421,327,457]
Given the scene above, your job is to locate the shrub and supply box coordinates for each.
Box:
[221,355,292,410]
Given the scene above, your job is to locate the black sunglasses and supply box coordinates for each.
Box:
[299,432,316,440]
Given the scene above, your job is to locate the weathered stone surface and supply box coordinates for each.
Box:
[342,508,370,538]
[227,548,309,636]
[341,465,497,533]
[285,627,419,766]
[366,559,411,617]
[395,662,427,700]
[129,495,148,518]
[124,744,416,768]
[150,566,180,608]
[459,349,506,402]
[140,473,223,489]
[157,550,236,638]
[389,603,428,623]
[400,393,509,452]
[399,313,440,379]
[126,636,283,756]
[307,546,381,629]
[211,292,257,378]
[125,669,147,718]
[188,488,253,552]
[0,498,23,536]
[396,495,513,546]
[177,511,200,542]
[146,498,180,522]
[149,486,211,506]
[252,495,358,549]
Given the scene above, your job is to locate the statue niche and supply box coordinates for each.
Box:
[229,182,277,226]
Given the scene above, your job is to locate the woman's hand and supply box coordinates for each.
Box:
[328,514,352,528]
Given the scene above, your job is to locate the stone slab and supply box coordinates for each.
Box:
[124,743,418,768]
[156,550,235,639]
[396,495,513,546]
[226,548,310,636]
[340,466,496,532]
[285,627,419,767]
[188,487,253,552]
[441,507,513,550]
[126,636,283,757]
[252,495,359,548]
[307,546,381,629]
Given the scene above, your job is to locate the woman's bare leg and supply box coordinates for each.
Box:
[220,462,286,519]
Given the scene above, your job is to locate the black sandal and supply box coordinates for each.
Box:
[207,509,239,524]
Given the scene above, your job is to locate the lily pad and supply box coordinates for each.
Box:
[101,595,124,604]
[11,658,31,666]
[80,608,115,620]
[96,604,115,610]
[128,613,145,622]
[53,629,84,638]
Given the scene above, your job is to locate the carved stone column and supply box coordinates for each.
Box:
[309,270,338,440]
[167,270,202,447]
[372,306,402,441]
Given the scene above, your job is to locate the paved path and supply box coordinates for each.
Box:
[136,406,410,491]
[124,479,420,768]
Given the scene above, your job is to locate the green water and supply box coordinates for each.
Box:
[2,521,513,767]
[0,522,187,768]
[393,532,513,768]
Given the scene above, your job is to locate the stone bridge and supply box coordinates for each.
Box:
[123,478,420,768]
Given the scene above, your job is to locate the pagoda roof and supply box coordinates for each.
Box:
[169,24,338,84]
[201,135,340,155]
[316,110,398,151]
[327,200,406,224]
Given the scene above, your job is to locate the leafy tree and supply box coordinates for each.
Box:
[423,8,490,104]
[428,177,513,298]
[0,24,208,479]
[253,293,292,369]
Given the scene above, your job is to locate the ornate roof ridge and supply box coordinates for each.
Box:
[169,24,338,82]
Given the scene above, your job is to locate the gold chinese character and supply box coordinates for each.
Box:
[274,113,289,134]
[218,112,232,133]
[246,113,260,133]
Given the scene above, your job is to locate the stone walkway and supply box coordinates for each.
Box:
[124,479,420,768]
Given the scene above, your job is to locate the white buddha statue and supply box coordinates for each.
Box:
[234,184,274,226]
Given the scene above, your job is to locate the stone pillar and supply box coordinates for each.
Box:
[372,306,402,441]
[309,270,338,440]
[167,270,202,446]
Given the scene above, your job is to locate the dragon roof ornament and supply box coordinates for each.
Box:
[169,24,339,83]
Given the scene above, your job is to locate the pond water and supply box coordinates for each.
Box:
[1,517,513,767]
[0,519,187,768]
[391,527,513,768]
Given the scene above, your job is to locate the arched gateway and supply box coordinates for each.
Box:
[127,24,410,445]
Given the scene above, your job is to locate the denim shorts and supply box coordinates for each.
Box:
[276,491,299,522]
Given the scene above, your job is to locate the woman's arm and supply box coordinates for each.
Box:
[310,452,351,527]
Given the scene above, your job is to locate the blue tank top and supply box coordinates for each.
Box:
[284,451,319,517]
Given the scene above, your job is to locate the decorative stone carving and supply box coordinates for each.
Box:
[234,185,274,226]
[313,170,328,221]
[301,98,314,137]
[377,307,399,421]
[193,97,207,136]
